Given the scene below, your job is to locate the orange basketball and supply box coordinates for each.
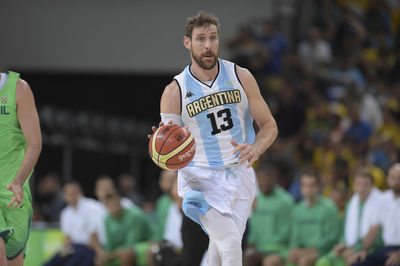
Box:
[149,124,196,170]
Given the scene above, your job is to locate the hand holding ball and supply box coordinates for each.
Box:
[149,124,196,170]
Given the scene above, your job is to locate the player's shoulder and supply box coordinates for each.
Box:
[235,64,254,82]
[275,187,295,205]
[16,78,30,90]
[15,78,33,100]
[163,80,181,97]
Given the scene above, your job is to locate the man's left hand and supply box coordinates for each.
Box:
[6,182,23,209]
[231,140,259,168]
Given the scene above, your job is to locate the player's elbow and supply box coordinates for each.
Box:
[269,118,278,141]
[28,138,42,156]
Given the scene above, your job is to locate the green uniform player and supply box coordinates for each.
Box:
[153,193,172,241]
[287,172,340,266]
[95,189,153,266]
[249,187,294,256]
[0,71,42,265]
[104,207,153,266]
[244,166,294,266]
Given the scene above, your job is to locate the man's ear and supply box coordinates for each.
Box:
[183,36,191,50]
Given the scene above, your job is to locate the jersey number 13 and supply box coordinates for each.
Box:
[206,108,234,135]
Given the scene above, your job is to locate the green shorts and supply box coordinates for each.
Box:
[0,188,33,260]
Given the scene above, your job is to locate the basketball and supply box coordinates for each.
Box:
[149,124,196,170]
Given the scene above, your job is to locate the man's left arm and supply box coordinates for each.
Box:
[7,79,42,208]
[232,65,278,167]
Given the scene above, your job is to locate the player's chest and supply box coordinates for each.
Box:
[0,95,14,117]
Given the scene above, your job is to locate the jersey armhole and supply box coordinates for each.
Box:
[234,64,244,89]
[173,78,182,115]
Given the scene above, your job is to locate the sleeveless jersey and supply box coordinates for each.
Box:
[174,59,255,168]
[0,71,30,199]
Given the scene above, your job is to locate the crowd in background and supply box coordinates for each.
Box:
[30,0,400,265]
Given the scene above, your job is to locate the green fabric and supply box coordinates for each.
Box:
[104,241,150,266]
[0,71,32,201]
[290,197,339,256]
[135,241,151,266]
[105,206,153,252]
[315,251,347,266]
[153,194,172,241]
[249,187,294,257]
[0,188,33,259]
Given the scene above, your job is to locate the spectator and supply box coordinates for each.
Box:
[351,163,400,266]
[316,168,383,266]
[244,165,294,266]
[226,25,269,75]
[150,174,184,266]
[274,82,306,139]
[94,175,136,246]
[117,173,145,207]
[162,174,183,250]
[259,19,288,74]
[34,172,66,222]
[153,170,176,242]
[298,26,333,72]
[45,181,103,266]
[345,105,373,145]
[329,182,349,235]
[94,186,153,266]
[287,171,340,266]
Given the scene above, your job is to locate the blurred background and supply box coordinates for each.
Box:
[1,0,400,265]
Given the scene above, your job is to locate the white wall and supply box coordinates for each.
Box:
[0,0,273,73]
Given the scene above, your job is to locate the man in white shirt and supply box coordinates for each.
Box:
[45,181,104,266]
[351,163,400,266]
[297,26,332,72]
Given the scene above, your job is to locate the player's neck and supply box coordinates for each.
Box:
[190,61,218,83]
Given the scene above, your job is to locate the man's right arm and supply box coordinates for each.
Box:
[362,225,381,251]
[160,81,181,115]
[350,225,381,264]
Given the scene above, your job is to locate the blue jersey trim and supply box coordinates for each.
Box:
[245,105,256,144]
[218,61,244,158]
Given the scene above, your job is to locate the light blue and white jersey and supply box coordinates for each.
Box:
[174,58,256,168]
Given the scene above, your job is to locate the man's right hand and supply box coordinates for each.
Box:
[333,243,346,256]
[348,250,367,265]
[148,121,171,139]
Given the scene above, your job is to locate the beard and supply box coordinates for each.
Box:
[191,49,218,70]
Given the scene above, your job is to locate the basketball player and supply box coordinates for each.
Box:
[0,71,42,265]
[150,11,277,266]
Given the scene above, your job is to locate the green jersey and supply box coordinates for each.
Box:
[0,71,33,259]
[249,187,294,252]
[290,197,340,256]
[0,71,31,200]
[105,206,153,252]
[153,194,172,241]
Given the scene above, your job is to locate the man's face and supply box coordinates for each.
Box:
[387,165,400,194]
[257,170,275,195]
[101,193,122,216]
[185,24,219,70]
[353,175,373,201]
[95,179,115,200]
[63,184,81,206]
[300,175,319,200]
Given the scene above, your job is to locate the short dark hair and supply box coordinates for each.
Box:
[354,168,374,183]
[185,11,220,38]
[63,180,82,191]
[301,170,321,185]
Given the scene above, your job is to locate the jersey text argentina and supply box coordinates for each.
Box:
[174,59,255,168]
